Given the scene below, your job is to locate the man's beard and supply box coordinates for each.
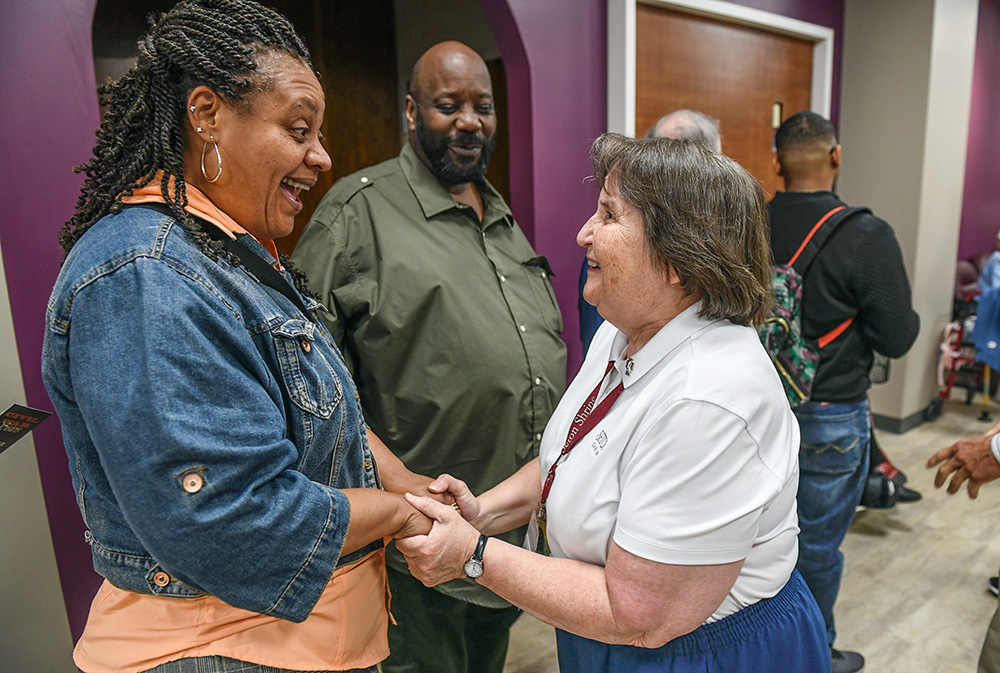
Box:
[416,112,496,185]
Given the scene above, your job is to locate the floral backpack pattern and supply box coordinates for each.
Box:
[759,206,869,407]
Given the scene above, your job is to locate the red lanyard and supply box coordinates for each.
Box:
[539,361,625,509]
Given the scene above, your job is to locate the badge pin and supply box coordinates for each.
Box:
[625,358,634,376]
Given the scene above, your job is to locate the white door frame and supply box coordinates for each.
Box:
[608,0,835,136]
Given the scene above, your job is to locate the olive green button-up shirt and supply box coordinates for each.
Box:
[292,142,567,606]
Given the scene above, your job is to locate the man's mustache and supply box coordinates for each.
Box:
[448,131,491,147]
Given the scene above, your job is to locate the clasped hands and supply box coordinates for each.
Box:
[395,474,485,587]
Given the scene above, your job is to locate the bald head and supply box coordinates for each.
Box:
[405,41,497,186]
[408,41,491,102]
[648,109,722,153]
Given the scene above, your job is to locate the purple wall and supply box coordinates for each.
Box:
[484,0,608,377]
[958,0,1000,262]
[0,0,103,640]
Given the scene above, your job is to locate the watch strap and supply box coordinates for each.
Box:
[472,534,488,563]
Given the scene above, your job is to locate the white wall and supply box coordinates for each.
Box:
[0,238,76,669]
[839,0,979,427]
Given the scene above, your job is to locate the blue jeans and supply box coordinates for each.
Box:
[794,400,870,648]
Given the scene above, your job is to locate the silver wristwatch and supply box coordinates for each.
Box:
[464,534,488,579]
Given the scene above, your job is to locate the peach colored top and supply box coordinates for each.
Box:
[121,175,282,264]
[75,551,389,673]
[76,180,390,673]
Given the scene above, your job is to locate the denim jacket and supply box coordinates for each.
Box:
[42,206,382,622]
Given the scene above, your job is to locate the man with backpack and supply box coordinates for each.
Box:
[769,111,920,673]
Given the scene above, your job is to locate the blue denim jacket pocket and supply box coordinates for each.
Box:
[796,405,866,476]
[273,319,343,419]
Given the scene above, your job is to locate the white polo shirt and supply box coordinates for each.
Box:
[529,303,800,621]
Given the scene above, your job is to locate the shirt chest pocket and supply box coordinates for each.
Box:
[521,257,563,334]
[272,319,344,418]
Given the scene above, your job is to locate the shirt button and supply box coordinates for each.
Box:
[301,340,311,353]
[534,377,541,385]
[360,176,369,183]
[541,271,547,278]
[534,433,542,441]
[519,325,526,332]
[153,571,170,587]
[499,275,506,282]
[182,473,204,493]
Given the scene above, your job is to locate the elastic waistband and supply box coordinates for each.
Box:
[653,570,812,656]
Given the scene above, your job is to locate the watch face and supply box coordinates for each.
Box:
[464,559,484,579]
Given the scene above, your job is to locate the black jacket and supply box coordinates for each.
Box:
[769,191,920,403]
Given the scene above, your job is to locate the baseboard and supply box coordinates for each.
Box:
[873,409,926,434]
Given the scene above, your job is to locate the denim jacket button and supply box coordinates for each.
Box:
[182,473,204,493]
[153,571,170,587]
[301,339,311,353]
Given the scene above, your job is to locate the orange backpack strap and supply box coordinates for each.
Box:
[818,317,854,349]
[787,206,846,267]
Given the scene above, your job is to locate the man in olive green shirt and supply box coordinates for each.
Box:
[292,41,567,673]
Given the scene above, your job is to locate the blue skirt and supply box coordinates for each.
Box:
[556,569,830,673]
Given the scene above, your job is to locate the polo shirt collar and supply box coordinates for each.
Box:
[399,141,513,228]
[609,302,718,388]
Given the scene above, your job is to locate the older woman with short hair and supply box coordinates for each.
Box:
[398,134,830,672]
[42,2,440,672]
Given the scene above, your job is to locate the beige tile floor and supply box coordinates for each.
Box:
[503,399,1000,673]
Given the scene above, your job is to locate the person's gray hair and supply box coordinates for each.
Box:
[591,133,771,327]
[647,109,722,153]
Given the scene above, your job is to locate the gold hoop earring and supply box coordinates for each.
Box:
[201,134,222,183]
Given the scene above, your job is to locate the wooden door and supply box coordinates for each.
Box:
[636,3,814,198]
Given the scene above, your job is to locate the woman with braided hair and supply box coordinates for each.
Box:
[42,2,444,671]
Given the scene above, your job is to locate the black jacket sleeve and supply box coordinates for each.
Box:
[849,216,920,358]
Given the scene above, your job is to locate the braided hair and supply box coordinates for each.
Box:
[62,0,317,294]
